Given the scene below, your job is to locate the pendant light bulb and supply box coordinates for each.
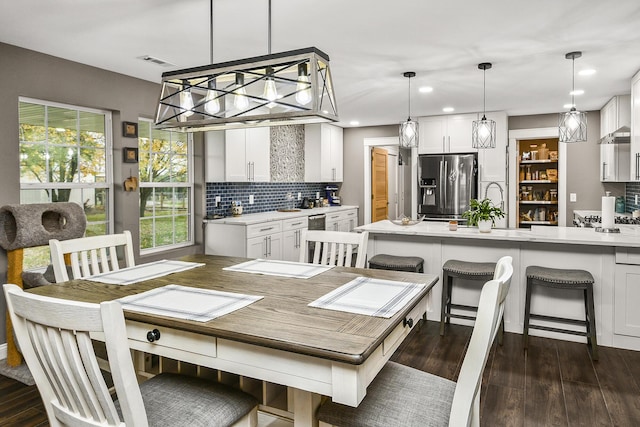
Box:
[233,73,250,110]
[204,79,221,115]
[559,51,587,143]
[296,63,312,105]
[262,66,278,108]
[180,80,194,118]
[399,71,418,148]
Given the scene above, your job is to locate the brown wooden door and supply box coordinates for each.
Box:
[371,147,388,222]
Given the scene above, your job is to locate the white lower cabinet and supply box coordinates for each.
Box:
[281,217,308,262]
[247,233,282,259]
[614,248,640,337]
[206,217,311,261]
[325,209,358,232]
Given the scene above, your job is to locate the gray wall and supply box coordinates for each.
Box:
[342,125,398,225]
[509,112,625,225]
[0,43,205,346]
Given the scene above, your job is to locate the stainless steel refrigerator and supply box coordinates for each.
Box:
[418,153,478,220]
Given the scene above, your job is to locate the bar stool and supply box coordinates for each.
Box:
[440,259,497,339]
[524,266,598,360]
[368,254,424,273]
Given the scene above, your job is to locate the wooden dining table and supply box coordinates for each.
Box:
[28,254,438,426]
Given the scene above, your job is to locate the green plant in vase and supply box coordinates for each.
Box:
[462,198,505,232]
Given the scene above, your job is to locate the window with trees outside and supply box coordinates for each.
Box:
[19,98,113,269]
[138,119,193,252]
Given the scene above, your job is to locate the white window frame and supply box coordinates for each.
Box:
[138,118,194,254]
[18,96,114,234]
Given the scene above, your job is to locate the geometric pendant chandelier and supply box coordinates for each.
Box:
[558,51,587,143]
[155,0,338,132]
[472,62,496,148]
[399,71,419,148]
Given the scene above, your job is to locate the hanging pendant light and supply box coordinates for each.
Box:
[399,72,418,148]
[472,63,496,149]
[154,0,338,132]
[559,51,587,143]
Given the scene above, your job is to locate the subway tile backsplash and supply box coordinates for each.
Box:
[206,182,337,217]
[626,182,640,212]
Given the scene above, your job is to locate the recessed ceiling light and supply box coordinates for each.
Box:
[579,69,596,76]
[349,121,360,126]
[563,103,575,109]
[570,89,584,96]
[419,86,433,93]
[442,107,454,113]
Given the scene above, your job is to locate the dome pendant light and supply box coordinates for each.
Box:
[472,62,496,149]
[559,51,587,143]
[399,71,418,148]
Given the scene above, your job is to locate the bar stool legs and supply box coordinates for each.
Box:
[523,266,598,361]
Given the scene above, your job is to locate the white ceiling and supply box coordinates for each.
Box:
[2,0,640,128]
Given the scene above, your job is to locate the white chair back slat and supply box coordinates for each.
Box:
[299,230,369,268]
[4,284,147,427]
[49,231,135,283]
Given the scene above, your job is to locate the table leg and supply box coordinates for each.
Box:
[293,388,321,427]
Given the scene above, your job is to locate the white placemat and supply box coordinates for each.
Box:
[85,260,204,285]
[118,284,263,322]
[308,277,426,318]
[223,259,333,279]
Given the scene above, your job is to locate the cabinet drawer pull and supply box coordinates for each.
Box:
[260,227,274,232]
[146,329,161,342]
[292,222,302,226]
[403,318,414,328]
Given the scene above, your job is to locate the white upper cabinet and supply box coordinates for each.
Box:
[477,111,508,183]
[600,95,631,138]
[305,123,343,182]
[631,71,640,181]
[417,113,477,154]
[225,127,271,182]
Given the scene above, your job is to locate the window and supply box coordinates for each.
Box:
[138,119,193,252]
[19,98,113,269]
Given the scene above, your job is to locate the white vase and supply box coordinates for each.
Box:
[477,219,492,233]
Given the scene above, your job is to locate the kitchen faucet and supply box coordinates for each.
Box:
[484,181,504,210]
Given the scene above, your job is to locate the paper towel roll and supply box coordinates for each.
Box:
[602,195,615,229]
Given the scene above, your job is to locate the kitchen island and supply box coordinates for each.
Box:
[355,220,640,351]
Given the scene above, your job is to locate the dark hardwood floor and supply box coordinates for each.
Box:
[3,320,640,426]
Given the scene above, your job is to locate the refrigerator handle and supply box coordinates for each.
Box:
[439,160,447,214]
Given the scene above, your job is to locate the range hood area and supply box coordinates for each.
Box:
[600,126,631,144]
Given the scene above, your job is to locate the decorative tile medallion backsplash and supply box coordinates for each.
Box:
[270,125,305,182]
[206,182,335,217]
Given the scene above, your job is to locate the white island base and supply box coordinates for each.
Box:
[356,221,640,351]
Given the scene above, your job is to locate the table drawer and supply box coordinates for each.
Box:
[382,296,426,356]
[246,221,282,239]
[127,321,217,358]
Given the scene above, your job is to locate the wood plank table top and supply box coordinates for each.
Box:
[27,254,438,365]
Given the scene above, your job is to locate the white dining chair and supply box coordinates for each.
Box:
[492,255,513,345]
[299,230,369,268]
[316,277,509,427]
[3,284,258,427]
[49,230,135,282]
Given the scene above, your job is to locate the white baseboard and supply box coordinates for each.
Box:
[0,343,7,360]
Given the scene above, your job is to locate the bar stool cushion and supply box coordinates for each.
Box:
[317,361,454,427]
[369,254,424,272]
[442,260,495,277]
[526,266,594,286]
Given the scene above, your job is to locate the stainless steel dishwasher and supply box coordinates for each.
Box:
[306,213,326,261]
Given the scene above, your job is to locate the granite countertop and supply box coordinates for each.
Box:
[355,220,640,248]
[204,205,359,225]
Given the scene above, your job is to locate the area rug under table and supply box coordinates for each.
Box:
[0,359,35,386]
